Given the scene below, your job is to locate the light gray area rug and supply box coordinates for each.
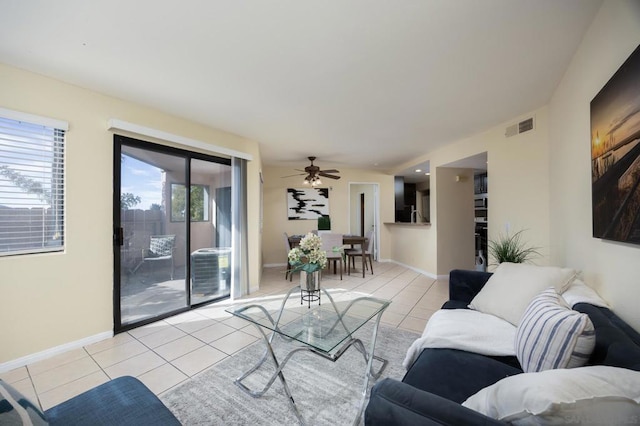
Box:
[160,324,420,425]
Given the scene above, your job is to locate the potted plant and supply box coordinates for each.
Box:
[287,232,328,291]
[488,229,540,265]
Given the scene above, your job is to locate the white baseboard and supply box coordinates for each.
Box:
[265,259,445,280]
[0,331,113,373]
[388,259,439,279]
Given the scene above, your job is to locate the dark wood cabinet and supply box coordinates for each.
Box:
[394,177,405,222]
[394,176,417,222]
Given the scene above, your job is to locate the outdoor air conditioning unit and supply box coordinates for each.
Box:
[505,116,535,138]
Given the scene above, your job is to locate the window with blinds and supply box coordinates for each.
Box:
[0,113,66,256]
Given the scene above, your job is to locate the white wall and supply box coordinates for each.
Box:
[261,166,394,266]
[436,167,475,274]
[393,0,640,331]
[549,0,640,330]
[387,225,436,276]
[349,184,375,236]
[391,105,552,276]
[0,63,262,365]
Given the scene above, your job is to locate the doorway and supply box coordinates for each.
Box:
[113,135,232,332]
[348,183,379,260]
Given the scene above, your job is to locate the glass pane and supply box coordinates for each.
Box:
[226,293,390,354]
[0,118,65,255]
[119,146,188,325]
[190,158,232,305]
[170,183,209,222]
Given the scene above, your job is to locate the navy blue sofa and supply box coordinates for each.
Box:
[0,375,180,426]
[365,269,640,425]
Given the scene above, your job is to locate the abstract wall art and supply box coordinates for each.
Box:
[287,188,329,220]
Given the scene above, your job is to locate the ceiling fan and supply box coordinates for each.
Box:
[282,156,341,186]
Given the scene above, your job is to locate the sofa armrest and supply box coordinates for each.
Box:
[365,378,506,426]
[448,269,493,305]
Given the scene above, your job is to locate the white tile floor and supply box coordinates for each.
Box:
[0,262,448,412]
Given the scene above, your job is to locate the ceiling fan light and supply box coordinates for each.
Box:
[316,178,322,185]
[303,179,309,184]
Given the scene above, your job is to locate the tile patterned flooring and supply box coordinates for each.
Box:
[0,262,448,412]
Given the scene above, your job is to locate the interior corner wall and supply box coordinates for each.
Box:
[548,0,640,330]
[486,107,552,264]
[435,167,475,274]
[260,166,394,267]
[0,63,262,364]
[400,104,552,276]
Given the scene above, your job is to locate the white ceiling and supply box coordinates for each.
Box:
[0,0,601,175]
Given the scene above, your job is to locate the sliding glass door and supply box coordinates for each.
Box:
[186,158,232,305]
[114,135,232,331]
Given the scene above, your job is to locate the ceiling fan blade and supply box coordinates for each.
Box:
[318,172,340,180]
[320,169,339,174]
[281,173,306,178]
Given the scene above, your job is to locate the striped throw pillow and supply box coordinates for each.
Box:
[515,287,595,373]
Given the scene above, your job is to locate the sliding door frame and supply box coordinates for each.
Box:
[113,134,232,333]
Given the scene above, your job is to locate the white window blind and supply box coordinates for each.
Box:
[0,114,65,256]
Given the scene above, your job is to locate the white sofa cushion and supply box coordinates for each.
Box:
[462,366,640,425]
[402,309,516,369]
[515,287,595,372]
[468,262,576,326]
[561,278,609,308]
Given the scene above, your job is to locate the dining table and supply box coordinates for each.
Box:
[288,234,368,277]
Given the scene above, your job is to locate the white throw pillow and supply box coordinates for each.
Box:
[468,262,576,325]
[515,288,595,372]
[561,278,610,308]
[462,366,640,425]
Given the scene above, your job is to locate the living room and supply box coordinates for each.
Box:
[1,1,640,424]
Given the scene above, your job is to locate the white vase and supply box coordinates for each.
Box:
[300,270,321,291]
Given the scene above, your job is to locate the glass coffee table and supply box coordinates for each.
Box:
[226,286,390,425]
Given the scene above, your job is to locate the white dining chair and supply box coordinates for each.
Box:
[320,233,343,280]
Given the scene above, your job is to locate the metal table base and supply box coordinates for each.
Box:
[233,286,388,425]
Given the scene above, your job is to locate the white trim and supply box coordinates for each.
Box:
[0,107,69,131]
[264,262,287,268]
[347,182,381,261]
[388,259,439,280]
[0,331,113,373]
[107,119,252,161]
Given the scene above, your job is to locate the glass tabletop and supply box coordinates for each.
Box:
[226,290,390,354]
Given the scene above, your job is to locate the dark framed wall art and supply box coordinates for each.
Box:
[591,43,640,245]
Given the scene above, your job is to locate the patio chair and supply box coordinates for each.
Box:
[133,235,176,280]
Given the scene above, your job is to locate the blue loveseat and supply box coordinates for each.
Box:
[0,375,180,425]
[365,269,640,425]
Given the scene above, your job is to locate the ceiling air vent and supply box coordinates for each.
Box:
[505,116,535,138]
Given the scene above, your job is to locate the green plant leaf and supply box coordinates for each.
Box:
[488,229,540,265]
